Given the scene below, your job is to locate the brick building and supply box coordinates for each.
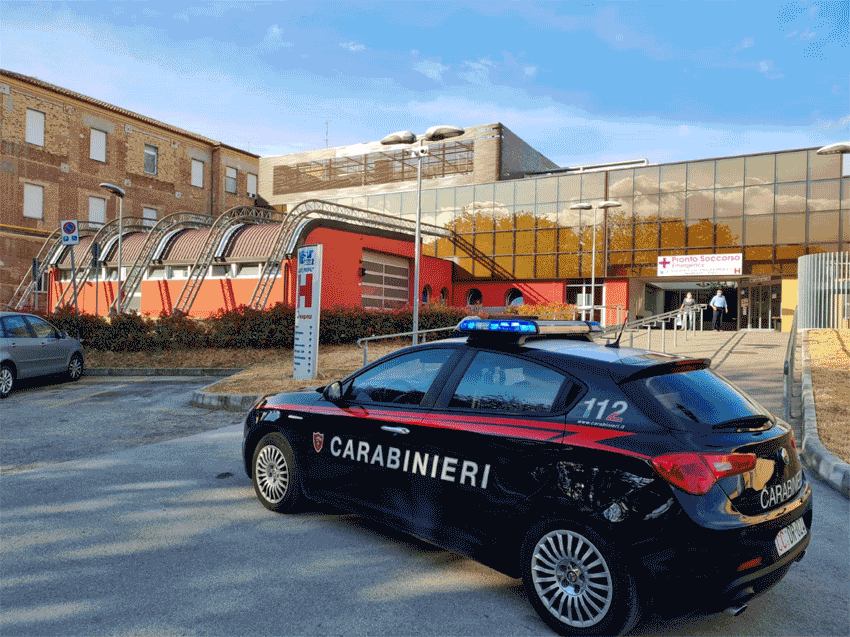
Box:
[0,69,259,308]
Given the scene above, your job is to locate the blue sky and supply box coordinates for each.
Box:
[1,1,847,166]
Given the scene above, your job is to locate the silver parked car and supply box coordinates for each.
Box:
[0,311,84,398]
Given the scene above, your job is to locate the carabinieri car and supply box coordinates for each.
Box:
[242,317,812,636]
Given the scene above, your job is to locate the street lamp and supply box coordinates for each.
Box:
[381,124,465,344]
[99,182,125,314]
[571,200,621,321]
[816,141,850,155]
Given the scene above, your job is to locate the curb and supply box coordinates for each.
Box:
[85,367,243,377]
[800,333,850,499]
[190,378,263,412]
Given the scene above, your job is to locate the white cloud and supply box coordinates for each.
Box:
[257,24,293,53]
[524,66,537,77]
[339,41,366,52]
[142,8,162,18]
[414,60,448,81]
[458,59,493,85]
[173,4,239,22]
[757,59,783,79]
[785,30,798,38]
[678,125,692,137]
[733,37,755,52]
[799,28,816,41]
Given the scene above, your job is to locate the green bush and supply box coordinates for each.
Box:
[23,303,470,352]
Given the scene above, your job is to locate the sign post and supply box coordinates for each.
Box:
[293,245,323,380]
[61,220,80,314]
[91,242,100,317]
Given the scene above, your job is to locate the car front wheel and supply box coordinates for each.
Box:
[68,353,84,381]
[251,432,302,512]
[0,364,14,398]
[521,520,639,636]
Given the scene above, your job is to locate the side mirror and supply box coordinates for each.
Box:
[323,381,342,402]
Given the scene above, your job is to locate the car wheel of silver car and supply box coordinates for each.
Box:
[67,353,84,381]
[0,364,13,399]
[251,432,302,512]
[522,520,640,636]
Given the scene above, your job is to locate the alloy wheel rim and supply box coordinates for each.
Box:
[69,356,82,379]
[0,368,12,394]
[255,445,289,504]
[531,530,613,628]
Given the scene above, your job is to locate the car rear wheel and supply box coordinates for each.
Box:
[251,432,302,512]
[522,520,639,636]
[0,364,14,399]
[67,353,83,381]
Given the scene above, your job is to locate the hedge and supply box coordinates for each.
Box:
[22,303,470,351]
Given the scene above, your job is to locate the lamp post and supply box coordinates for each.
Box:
[381,125,465,344]
[816,141,850,155]
[571,200,621,322]
[99,183,125,314]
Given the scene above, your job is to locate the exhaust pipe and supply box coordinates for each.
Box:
[724,604,748,617]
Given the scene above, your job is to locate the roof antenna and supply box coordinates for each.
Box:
[606,311,629,349]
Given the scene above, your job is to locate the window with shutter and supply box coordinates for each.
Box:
[247,173,258,197]
[88,196,106,226]
[23,184,44,219]
[143,207,157,227]
[26,109,45,146]
[90,129,107,162]
[144,145,158,175]
[191,159,204,187]
[226,167,237,193]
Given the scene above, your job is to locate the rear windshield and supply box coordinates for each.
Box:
[627,368,771,429]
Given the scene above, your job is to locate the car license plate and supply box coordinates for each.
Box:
[775,518,807,556]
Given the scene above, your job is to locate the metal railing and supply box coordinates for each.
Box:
[595,304,707,353]
[783,306,799,422]
[357,325,458,366]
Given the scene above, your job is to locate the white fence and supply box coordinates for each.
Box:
[798,252,850,329]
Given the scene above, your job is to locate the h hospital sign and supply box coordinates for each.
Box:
[657,253,743,277]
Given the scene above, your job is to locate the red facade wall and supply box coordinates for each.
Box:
[604,279,629,325]
[451,281,565,308]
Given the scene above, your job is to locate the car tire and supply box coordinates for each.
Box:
[521,519,640,637]
[251,432,302,512]
[67,353,84,382]
[0,364,13,399]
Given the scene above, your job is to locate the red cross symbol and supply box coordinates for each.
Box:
[659,258,671,268]
[299,274,313,309]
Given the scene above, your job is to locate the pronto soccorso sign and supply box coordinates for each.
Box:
[657,253,742,277]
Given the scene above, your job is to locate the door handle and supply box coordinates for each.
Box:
[381,426,410,434]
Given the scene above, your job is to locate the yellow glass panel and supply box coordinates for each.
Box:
[716,158,745,188]
[473,262,493,278]
[472,232,494,254]
[687,220,714,247]
[536,254,557,278]
[495,256,513,276]
[558,228,580,251]
[515,230,534,253]
[609,251,631,264]
[634,166,660,195]
[809,180,840,212]
[609,169,634,197]
[515,255,534,278]
[514,211,535,229]
[751,264,773,275]
[776,214,806,243]
[558,253,580,277]
[687,248,712,255]
[776,245,805,260]
[776,183,806,213]
[537,228,556,253]
[436,239,456,258]
[660,164,686,192]
[744,185,774,215]
[745,216,774,244]
[422,240,437,257]
[474,211,495,232]
[780,262,798,274]
[608,224,633,251]
[457,258,473,274]
[660,220,686,248]
[634,223,659,249]
[776,151,806,182]
[634,250,658,263]
[745,154,775,186]
[687,191,714,219]
[660,192,685,218]
[494,231,513,254]
[716,218,743,246]
[745,246,772,260]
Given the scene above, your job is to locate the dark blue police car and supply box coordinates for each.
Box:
[242,317,811,636]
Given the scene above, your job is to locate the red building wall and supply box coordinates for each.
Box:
[452,281,565,308]
[604,279,629,325]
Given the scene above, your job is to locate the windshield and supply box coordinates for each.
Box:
[629,368,771,429]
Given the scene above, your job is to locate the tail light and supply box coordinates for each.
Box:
[652,452,757,495]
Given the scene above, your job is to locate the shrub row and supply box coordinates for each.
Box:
[29,303,470,351]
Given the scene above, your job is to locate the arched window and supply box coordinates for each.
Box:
[440,287,449,305]
[466,288,483,306]
[505,288,524,307]
[422,285,432,303]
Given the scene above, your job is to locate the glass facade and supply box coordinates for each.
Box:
[328,148,845,279]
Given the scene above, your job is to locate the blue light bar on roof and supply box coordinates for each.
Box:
[457,318,539,334]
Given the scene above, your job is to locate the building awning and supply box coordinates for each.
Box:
[227,223,280,259]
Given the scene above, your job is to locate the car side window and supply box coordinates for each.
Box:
[449,351,567,413]
[346,348,454,405]
[2,316,33,338]
[26,316,57,339]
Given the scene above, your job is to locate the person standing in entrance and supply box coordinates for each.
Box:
[709,289,728,331]
[680,292,696,329]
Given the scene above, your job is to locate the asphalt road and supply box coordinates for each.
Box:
[1,372,848,636]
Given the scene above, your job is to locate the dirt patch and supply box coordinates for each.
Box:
[85,340,413,394]
[808,329,850,464]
